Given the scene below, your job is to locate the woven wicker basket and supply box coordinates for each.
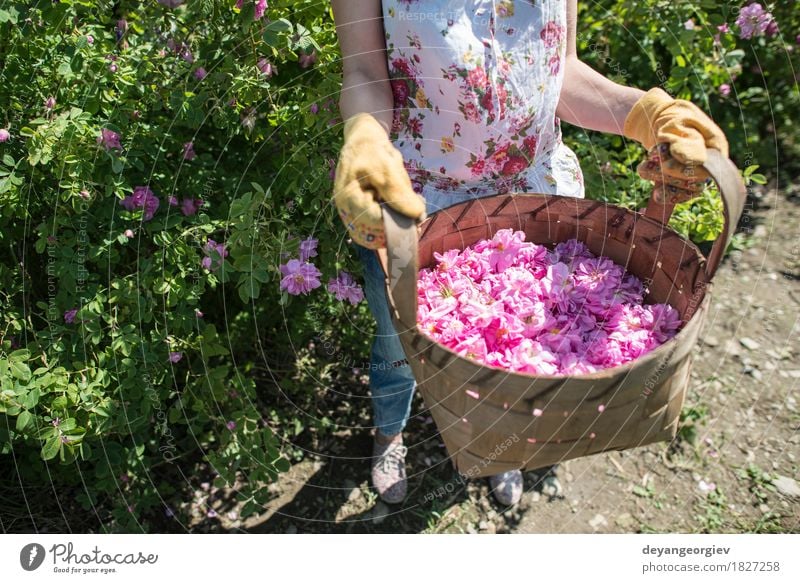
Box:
[376,149,745,478]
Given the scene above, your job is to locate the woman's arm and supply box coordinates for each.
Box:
[556,0,645,135]
[331,0,394,135]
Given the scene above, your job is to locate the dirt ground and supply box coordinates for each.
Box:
[190,179,800,534]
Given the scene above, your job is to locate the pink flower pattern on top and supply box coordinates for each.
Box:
[382,0,583,204]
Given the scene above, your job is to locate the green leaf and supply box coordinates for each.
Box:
[273,457,290,473]
[36,424,56,439]
[266,18,293,33]
[41,435,62,461]
[57,61,72,77]
[16,410,32,431]
[724,49,745,61]
[0,7,19,24]
[199,325,230,357]
[91,405,111,417]
[23,388,40,409]
[238,283,251,303]
[9,349,30,362]
[252,268,270,283]
[229,193,253,217]
[263,18,293,46]
[10,361,31,382]
[240,499,258,518]
[292,24,321,54]
[59,418,77,432]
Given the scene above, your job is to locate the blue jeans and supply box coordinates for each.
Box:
[355,243,417,437]
[354,195,482,436]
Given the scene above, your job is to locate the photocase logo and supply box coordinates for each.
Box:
[20,543,46,571]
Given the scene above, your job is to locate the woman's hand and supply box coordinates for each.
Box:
[623,87,729,197]
[330,0,425,249]
[333,113,426,249]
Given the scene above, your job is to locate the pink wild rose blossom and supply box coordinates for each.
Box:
[119,186,160,221]
[279,259,322,295]
[735,3,776,40]
[97,128,123,152]
[327,271,365,305]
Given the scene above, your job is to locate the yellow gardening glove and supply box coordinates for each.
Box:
[333,112,426,249]
[624,87,729,197]
[636,144,705,205]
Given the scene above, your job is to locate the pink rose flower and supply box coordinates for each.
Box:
[327,271,364,305]
[417,232,681,375]
[182,141,196,160]
[64,308,78,324]
[736,3,775,40]
[548,54,561,76]
[463,101,482,123]
[257,58,274,77]
[180,198,203,216]
[299,236,319,261]
[97,128,123,152]
[391,58,412,77]
[298,50,317,69]
[202,239,228,271]
[119,186,160,221]
[279,259,322,295]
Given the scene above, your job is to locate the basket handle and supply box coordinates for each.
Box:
[642,146,746,281]
[381,205,420,329]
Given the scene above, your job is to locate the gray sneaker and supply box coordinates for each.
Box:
[489,469,523,506]
[371,435,408,504]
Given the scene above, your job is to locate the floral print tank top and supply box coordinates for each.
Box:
[382,0,584,211]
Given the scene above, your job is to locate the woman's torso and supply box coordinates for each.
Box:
[381,0,584,211]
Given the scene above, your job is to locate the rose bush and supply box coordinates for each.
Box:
[0,0,356,531]
[0,0,794,531]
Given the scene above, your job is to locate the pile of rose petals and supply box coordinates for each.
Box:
[416,229,682,376]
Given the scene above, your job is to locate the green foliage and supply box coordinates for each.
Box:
[0,0,359,531]
[677,403,710,446]
[568,0,797,239]
[695,486,728,532]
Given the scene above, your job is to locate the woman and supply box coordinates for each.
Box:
[331,0,727,506]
